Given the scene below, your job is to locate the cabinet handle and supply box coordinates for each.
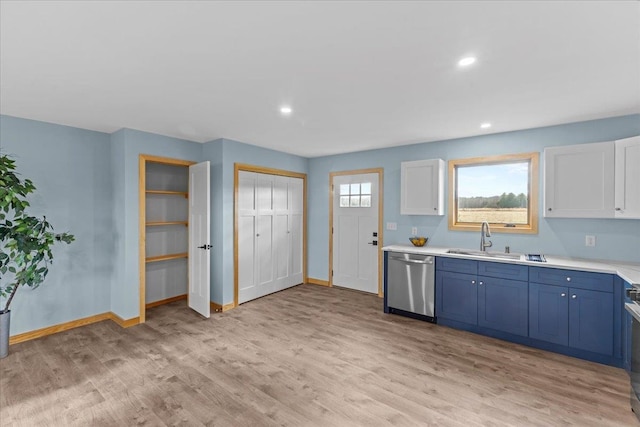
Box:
[572,294,577,299]
[471,280,476,285]
[566,277,571,282]
[615,207,622,211]
[561,293,566,297]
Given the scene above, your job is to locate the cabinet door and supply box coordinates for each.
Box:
[529,282,569,345]
[544,141,614,218]
[568,288,613,355]
[478,277,528,337]
[615,135,640,219]
[400,159,444,215]
[436,271,477,324]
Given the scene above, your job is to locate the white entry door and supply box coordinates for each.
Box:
[188,161,211,318]
[332,172,380,294]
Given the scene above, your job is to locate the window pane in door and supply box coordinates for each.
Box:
[361,182,371,195]
[361,195,371,207]
[340,184,350,195]
[350,196,360,207]
[340,196,350,207]
[350,183,360,195]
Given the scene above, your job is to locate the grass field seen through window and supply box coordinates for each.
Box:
[457,208,528,224]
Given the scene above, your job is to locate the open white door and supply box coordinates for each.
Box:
[332,172,380,294]
[188,161,210,318]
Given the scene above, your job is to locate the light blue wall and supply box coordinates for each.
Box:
[110,128,202,320]
[307,114,640,280]
[202,138,308,305]
[2,112,638,336]
[0,116,113,335]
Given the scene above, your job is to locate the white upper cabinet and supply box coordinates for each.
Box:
[544,141,615,218]
[400,158,445,215]
[614,135,640,219]
[544,137,640,219]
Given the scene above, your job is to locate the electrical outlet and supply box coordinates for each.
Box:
[386,222,397,230]
[585,235,596,247]
[411,227,418,236]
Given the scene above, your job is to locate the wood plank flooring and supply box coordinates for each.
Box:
[1,284,637,426]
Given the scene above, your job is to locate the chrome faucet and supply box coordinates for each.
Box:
[480,221,492,252]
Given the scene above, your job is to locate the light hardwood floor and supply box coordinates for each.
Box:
[1,284,637,426]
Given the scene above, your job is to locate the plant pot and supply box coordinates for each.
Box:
[0,310,10,358]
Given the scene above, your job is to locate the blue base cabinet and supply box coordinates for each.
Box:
[529,267,614,357]
[433,258,622,366]
[529,282,569,346]
[436,258,528,337]
[479,276,528,337]
[436,271,477,324]
[569,288,613,355]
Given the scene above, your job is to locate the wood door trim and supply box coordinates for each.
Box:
[139,154,195,324]
[329,168,384,297]
[234,163,308,307]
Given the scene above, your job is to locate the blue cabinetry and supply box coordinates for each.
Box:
[478,276,528,336]
[436,270,477,324]
[433,258,622,366]
[529,267,614,356]
[529,282,568,345]
[436,258,528,337]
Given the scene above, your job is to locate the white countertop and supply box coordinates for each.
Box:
[382,244,640,286]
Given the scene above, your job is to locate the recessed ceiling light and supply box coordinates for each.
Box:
[458,56,476,67]
[280,106,292,115]
[480,122,492,129]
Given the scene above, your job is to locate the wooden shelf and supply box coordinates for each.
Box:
[146,190,188,197]
[146,221,188,227]
[145,252,188,263]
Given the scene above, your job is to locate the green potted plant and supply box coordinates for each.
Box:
[0,153,74,358]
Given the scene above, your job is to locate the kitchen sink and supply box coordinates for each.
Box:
[446,248,522,260]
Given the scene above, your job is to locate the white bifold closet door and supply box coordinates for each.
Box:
[238,171,303,304]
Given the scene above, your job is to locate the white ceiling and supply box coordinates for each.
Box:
[1,1,639,157]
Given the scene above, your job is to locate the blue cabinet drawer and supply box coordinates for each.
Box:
[529,267,613,293]
[479,261,528,281]
[436,257,477,274]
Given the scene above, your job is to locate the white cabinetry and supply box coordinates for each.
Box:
[544,142,615,218]
[544,137,640,219]
[614,136,640,219]
[238,171,304,304]
[400,158,445,215]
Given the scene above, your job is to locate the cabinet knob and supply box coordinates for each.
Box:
[566,277,571,282]
[471,280,476,285]
[433,207,437,211]
[479,281,484,285]
[548,208,552,211]
[572,294,577,299]
[256,233,260,237]
[561,293,566,297]
[615,207,622,211]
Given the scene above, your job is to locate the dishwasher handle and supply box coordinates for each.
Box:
[388,254,433,265]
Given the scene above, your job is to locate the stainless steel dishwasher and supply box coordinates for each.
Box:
[386,252,435,322]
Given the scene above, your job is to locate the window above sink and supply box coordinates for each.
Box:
[448,152,539,234]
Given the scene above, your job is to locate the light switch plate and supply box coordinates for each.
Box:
[411,227,418,236]
[386,222,397,230]
[585,235,596,247]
